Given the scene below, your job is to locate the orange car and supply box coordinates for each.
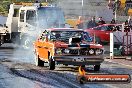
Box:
[34,28,104,71]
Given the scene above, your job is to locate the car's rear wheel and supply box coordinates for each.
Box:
[0,35,4,46]
[49,56,55,70]
[36,55,44,67]
[0,41,2,46]
[94,65,100,71]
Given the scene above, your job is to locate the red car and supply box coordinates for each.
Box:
[84,24,122,44]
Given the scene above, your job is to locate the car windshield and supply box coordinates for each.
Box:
[37,7,65,28]
[50,31,88,43]
[94,25,112,31]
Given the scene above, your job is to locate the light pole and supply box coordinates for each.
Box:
[81,0,84,29]
[81,0,84,17]
[114,0,118,22]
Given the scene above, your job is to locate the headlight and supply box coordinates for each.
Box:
[95,49,103,55]
[55,48,62,54]
[89,49,94,55]
[64,49,70,54]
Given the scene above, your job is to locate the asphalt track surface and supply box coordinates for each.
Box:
[0,44,131,88]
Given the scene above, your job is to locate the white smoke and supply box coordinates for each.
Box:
[11,6,65,64]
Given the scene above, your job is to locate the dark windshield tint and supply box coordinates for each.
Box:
[50,31,83,43]
[37,7,65,28]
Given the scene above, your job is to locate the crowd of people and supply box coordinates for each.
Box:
[76,16,132,31]
[75,0,132,30]
[76,16,106,29]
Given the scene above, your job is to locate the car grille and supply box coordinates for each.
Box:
[69,49,89,55]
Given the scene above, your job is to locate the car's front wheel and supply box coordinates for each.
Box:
[36,55,44,67]
[94,65,100,71]
[49,56,55,70]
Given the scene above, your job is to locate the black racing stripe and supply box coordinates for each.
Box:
[68,44,78,47]
[80,44,90,48]
[68,44,90,48]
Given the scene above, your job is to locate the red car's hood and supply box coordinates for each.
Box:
[54,41,103,49]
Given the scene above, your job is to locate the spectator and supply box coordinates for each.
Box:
[98,17,106,25]
[128,18,132,31]
[128,17,132,26]
[110,18,116,24]
[76,16,84,29]
[107,0,114,9]
[113,0,121,12]
[87,16,98,28]
[124,20,131,32]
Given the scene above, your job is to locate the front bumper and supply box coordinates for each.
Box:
[53,55,104,65]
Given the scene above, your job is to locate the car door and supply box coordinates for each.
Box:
[90,26,102,38]
[85,27,97,36]
[99,26,111,42]
[85,26,102,41]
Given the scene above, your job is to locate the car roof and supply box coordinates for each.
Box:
[101,24,122,26]
[45,28,84,32]
[90,24,122,29]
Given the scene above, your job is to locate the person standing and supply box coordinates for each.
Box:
[107,0,114,9]
[87,16,98,28]
[128,18,132,31]
[98,17,106,25]
[113,0,121,12]
[76,16,84,29]
[128,17,132,27]
[124,20,131,32]
[110,18,116,24]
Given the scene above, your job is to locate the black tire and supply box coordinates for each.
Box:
[36,55,44,67]
[0,35,4,46]
[0,41,2,46]
[94,65,100,71]
[49,57,55,70]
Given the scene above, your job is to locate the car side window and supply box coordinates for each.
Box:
[94,27,101,30]
[100,26,108,31]
[108,25,114,31]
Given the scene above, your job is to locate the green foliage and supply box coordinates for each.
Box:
[0,6,4,12]
[0,0,11,15]
[0,0,57,15]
